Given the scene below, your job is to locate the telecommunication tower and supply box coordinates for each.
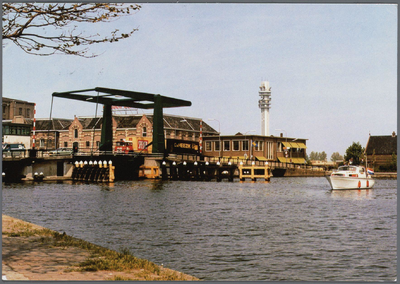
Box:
[258,81,272,136]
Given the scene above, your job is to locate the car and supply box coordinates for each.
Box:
[49,148,73,156]
[3,143,26,151]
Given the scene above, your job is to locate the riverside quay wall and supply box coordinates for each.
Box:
[3,151,395,182]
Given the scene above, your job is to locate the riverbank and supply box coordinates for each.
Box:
[373,172,397,179]
[2,215,199,281]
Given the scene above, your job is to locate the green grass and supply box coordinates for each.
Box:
[4,220,198,280]
[43,232,161,274]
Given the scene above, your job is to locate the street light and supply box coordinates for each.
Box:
[208,118,221,157]
[244,130,256,159]
[180,119,194,130]
[180,118,195,141]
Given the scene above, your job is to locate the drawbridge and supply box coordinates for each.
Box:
[52,87,192,154]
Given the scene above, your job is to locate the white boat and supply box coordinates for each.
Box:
[326,165,375,190]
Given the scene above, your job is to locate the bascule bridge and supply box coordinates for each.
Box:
[3,88,192,182]
[52,87,192,154]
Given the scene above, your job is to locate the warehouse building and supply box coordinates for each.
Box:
[30,114,218,153]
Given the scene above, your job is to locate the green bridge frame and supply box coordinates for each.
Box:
[52,87,191,154]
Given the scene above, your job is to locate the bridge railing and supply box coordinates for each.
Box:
[7,149,163,159]
[2,150,29,160]
[3,149,327,172]
[171,154,326,172]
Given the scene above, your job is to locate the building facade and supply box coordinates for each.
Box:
[31,114,218,152]
[203,133,307,164]
[2,116,32,147]
[365,132,397,170]
[2,97,35,120]
[2,97,35,147]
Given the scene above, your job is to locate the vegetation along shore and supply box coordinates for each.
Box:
[2,214,198,281]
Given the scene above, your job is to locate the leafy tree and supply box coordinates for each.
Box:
[309,151,317,160]
[378,152,397,172]
[386,152,398,172]
[2,3,140,57]
[344,142,365,165]
[391,152,397,170]
[330,152,343,162]
[319,151,327,161]
[309,151,327,161]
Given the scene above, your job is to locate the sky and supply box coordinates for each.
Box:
[2,3,397,158]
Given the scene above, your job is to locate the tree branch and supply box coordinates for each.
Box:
[2,3,141,57]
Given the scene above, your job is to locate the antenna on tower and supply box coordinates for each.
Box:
[258,81,272,136]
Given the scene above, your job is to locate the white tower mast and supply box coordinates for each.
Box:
[258,81,272,136]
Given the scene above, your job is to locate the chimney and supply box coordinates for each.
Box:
[280,133,283,137]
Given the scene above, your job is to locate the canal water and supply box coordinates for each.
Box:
[2,177,397,281]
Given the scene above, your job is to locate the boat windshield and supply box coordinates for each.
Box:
[338,166,356,172]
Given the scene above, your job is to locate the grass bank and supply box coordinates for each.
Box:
[2,215,199,281]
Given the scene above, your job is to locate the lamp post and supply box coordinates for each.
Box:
[208,118,221,158]
[180,118,195,141]
[244,130,256,161]
[180,119,194,130]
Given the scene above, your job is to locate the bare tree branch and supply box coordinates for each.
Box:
[2,3,141,57]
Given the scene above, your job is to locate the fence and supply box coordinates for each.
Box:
[174,154,326,172]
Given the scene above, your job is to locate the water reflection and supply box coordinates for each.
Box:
[150,180,166,191]
[330,189,373,200]
[1,178,396,281]
[238,180,271,184]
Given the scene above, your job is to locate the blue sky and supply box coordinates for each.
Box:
[3,3,397,158]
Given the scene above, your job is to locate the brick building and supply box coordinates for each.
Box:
[2,97,34,147]
[203,132,307,164]
[31,114,218,152]
[2,97,35,120]
[365,132,397,170]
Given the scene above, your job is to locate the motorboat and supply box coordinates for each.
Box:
[326,165,375,190]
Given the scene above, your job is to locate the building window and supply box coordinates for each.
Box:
[19,108,22,115]
[223,141,230,151]
[205,141,212,151]
[26,109,31,118]
[40,138,45,147]
[96,141,100,147]
[233,140,240,151]
[277,142,283,152]
[64,142,68,147]
[242,140,249,151]
[255,141,264,151]
[86,141,90,147]
[74,129,78,138]
[266,141,273,160]
[214,141,220,151]
[143,127,147,137]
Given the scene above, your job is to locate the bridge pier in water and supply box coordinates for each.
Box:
[157,159,264,182]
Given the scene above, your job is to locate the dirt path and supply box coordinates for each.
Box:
[2,215,199,281]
